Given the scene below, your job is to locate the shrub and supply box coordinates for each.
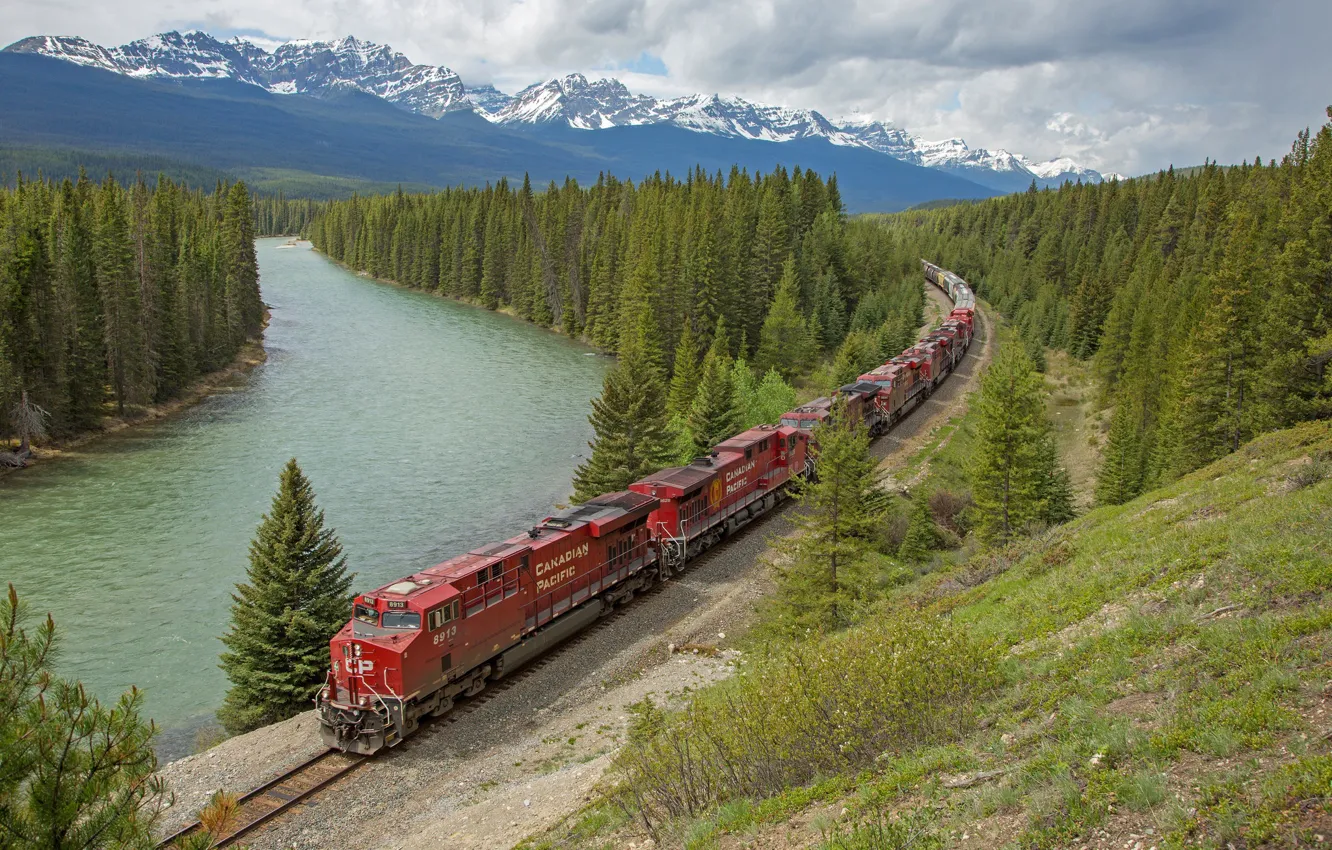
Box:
[610,613,1001,832]
[928,488,973,534]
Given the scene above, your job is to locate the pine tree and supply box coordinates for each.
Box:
[897,494,941,562]
[571,311,673,502]
[970,337,1050,542]
[768,410,879,632]
[687,317,740,454]
[218,460,354,734]
[753,256,814,380]
[1,585,168,848]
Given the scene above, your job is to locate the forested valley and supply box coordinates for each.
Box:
[0,175,263,452]
[882,110,1332,504]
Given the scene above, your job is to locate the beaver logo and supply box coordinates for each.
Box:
[708,478,723,507]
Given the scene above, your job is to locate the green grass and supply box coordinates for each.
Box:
[518,421,1332,849]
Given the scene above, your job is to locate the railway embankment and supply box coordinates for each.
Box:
[526,420,1332,849]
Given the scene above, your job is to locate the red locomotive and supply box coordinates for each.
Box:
[317,262,977,754]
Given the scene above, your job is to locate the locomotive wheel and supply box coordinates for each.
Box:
[430,696,455,717]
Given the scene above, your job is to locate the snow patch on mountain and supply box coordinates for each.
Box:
[3,30,1118,188]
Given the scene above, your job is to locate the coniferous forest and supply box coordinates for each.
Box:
[881,110,1332,504]
[0,175,263,444]
[305,167,924,369]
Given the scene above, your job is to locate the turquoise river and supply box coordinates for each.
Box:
[0,239,607,757]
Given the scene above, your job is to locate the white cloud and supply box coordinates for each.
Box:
[3,0,1329,175]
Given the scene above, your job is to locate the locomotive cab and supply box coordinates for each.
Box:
[319,579,460,754]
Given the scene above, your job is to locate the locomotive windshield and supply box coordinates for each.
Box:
[381,611,421,630]
[354,604,378,625]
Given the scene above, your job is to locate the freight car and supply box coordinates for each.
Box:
[317,262,977,754]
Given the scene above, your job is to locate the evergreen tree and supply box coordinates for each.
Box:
[897,494,941,562]
[666,320,702,419]
[768,410,879,632]
[753,256,814,379]
[970,337,1050,542]
[687,317,740,454]
[0,585,168,849]
[1038,434,1077,524]
[730,357,761,430]
[218,460,354,734]
[1174,207,1262,469]
[1095,399,1145,505]
[830,331,877,388]
[571,311,673,502]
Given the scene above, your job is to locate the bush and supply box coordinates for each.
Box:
[610,613,1001,832]
[928,489,973,534]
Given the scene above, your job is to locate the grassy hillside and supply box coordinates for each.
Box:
[526,419,1332,849]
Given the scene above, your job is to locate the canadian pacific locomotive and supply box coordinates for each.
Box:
[316,260,976,754]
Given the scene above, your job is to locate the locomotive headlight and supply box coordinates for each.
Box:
[353,643,362,657]
[358,696,370,707]
[320,689,330,701]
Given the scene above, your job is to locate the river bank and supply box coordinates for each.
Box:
[0,320,269,481]
[0,238,608,759]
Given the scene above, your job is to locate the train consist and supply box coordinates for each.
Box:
[316,260,977,755]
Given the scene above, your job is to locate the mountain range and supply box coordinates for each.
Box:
[4,31,1121,194]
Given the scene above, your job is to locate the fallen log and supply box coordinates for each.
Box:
[0,447,33,468]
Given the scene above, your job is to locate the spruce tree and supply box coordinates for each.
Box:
[970,337,1050,543]
[768,410,879,632]
[666,321,702,419]
[898,494,941,562]
[830,331,877,388]
[571,310,673,502]
[1095,400,1145,506]
[687,317,740,454]
[218,460,354,734]
[754,256,814,379]
[1038,434,1077,524]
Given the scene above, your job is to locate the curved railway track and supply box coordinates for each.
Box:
[159,276,985,849]
[156,749,366,848]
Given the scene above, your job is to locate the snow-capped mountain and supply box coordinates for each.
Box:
[464,84,514,115]
[4,32,470,117]
[3,31,1116,189]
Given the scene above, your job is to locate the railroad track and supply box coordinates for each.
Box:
[155,318,986,849]
[153,569,688,848]
[156,748,366,848]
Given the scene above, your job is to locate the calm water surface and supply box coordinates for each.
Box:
[0,239,606,755]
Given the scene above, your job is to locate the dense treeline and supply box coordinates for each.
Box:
[252,193,323,237]
[882,110,1332,503]
[0,174,263,442]
[305,167,923,369]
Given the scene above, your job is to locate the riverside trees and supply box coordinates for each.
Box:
[0,175,262,449]
[218,460,353,734]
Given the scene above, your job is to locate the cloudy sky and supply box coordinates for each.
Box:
[3,0,1329,175]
